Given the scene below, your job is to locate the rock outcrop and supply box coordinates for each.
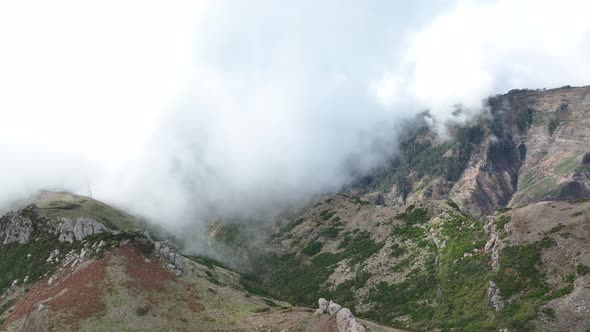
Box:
[315,298,366,332]
[154,240,185,271]
[0,208,40,245]
[53,217,108,242]
[488,281,504,311]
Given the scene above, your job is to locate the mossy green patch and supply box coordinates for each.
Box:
[36,194,140,231]
[302,241,323,256]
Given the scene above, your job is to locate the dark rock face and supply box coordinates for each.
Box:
[351,86,590,218]
[554,181,590,201]
[0,206,45,245]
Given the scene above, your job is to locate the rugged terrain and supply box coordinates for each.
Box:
[0,192,395,331]
[206,86,590,331]
[2,86,590,331]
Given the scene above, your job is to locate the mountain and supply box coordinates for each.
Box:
[2,86,590,331]
[206,86,590,331]
[0,192,395,331]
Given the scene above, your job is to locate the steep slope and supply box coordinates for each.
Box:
[355,85,590,217]
[205,86,590,331]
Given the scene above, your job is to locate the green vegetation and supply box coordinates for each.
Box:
[302,241,323,256]
[135,306,150,316]
[354,123,484,197]
[35,193,140,231]
[367,213,497,330]
[554,155,582,176]
[492,237,573,330]
[319,210,337,221]
[494,241,550,298]
[0,299,13,317]
[271,218,305,239]
[548,224,564,234]
[0,228,154,294]
[395,205,430,225]
[338,231,385,266]
[262,231,384,306]
[320,227,339,238]
[541,307,556,320]
[241,274,270,297]
[392,206,431,247]
[495,215,511,230]
[577,264,590,276]
[389,243,407,258]
[547,116,560,135]
[325,271,372,309]
[516,172,559,202]
[447,200,461,211]
[0,234,65,291]
[391,254,417,272]
[186,255,230,270]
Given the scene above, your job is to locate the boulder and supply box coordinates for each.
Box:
[336,308,366,332]
[327,301,342,315]
[155,240,185,271]
[54,217,108,242]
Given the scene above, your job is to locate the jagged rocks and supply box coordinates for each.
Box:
[488,281,504,311]
[484,233,498,252]
[317,298,329,313]
[315,298,366,332]
[154,240,185,271]
[54,217,108,242]
[327,301,342,315]
[0,210,36,245]
[1,207,109,245]
[46,249,60,264]
[336,308,367,332]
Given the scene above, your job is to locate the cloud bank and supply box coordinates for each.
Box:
[0,0,589,228]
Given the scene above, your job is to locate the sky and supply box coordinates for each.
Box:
[0,0,589,229]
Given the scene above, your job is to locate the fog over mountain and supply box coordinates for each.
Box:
[1,0,589,228]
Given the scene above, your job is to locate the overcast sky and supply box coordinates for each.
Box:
[0,0,589,227]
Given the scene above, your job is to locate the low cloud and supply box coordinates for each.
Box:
[0,0,588,231]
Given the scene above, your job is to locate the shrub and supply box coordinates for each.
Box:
[135,306,150,316]
[395,206,430,225]
[495,215,511,230]
[548,117,560,135]
[302,241,323,256]
[577,264,590,276]
[547,224,564,234]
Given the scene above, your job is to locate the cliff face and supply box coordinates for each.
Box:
[356,86,590,218]
[455,86,590,216]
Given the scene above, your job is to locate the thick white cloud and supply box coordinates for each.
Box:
[0,0,588,227]
[375,0,590,130]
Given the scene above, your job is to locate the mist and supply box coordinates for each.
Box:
[1,0,589,231]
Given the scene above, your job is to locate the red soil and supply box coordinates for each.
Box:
[116,244,174,292]
[8,256,108,325]
[5,244,177,328]
[186,284,204,313]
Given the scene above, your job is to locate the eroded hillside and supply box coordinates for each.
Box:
[0,193,397,331]
[206,86,590,331]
